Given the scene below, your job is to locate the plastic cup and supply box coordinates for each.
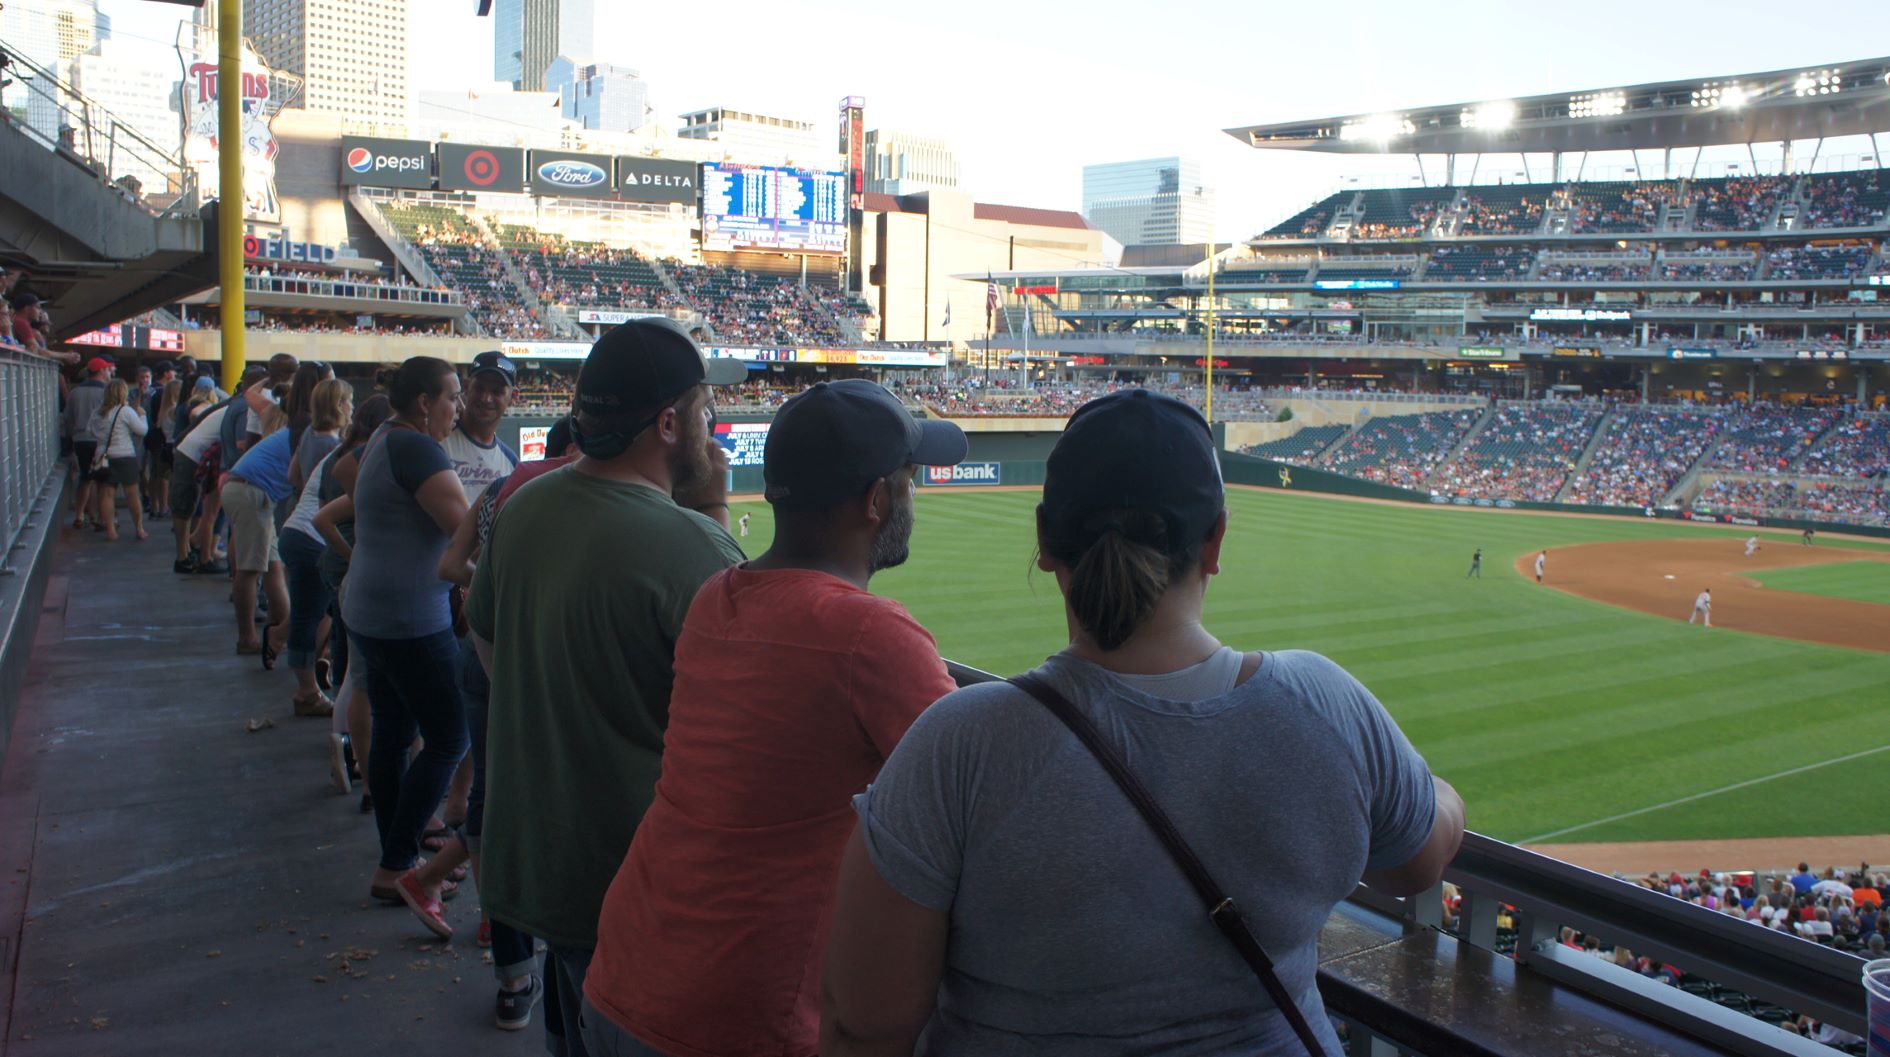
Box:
[1865,958,1890,1057]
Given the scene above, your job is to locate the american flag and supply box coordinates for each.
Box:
[986,277,999,326]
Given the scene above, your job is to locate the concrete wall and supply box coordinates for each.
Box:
[183,328,493,366]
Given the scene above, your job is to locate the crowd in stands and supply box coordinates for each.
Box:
[1244,423,1349,462]
[1706,404,1840,473]
[1457,188,1549,235]
[1318,409,1480,489]
[1539,261,1649,282]
[1562,407,1722,506]
[1800,413,1890,478]
[1433,403,1605,501]
[1691,176,1789,231]
[1765,244,1878,280]
[665,264,850,346]
[1567,181,1681,234]
[1659,261,1757,281]
[392,210,555,339]
[1695,477,1890,526]
[1425,245,1532,280]
[1800,170,1890,229]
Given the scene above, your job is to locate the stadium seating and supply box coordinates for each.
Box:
[1315,260,1419,280]
[1800,413,1890,478]
[379,204,551,338]
[1658,260,1756,281]
[496,226,677,312]
[1260,192,1347,238]
[1318,409,1481,489]
[1351,188,1455,239]
[1799,169,1890,229]
[1539,259,1651,282]
[1695,477,1890,527]
[1562,407,1722,507]
[1705,405,1841,473]
[1764,244,1876,280]
[664,263,850,346]
[1566,181,1681,234]
[1435,403,1605,501]
[1243,423,1349,462]
[1456,184,1554,235]
[1425,246,1534,280]
[1218,266,1311,284]
[1690,176,1790,231]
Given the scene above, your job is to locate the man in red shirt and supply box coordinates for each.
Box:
[581,380,967,1057]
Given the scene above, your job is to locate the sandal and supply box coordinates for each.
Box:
[370,877,456,903]
[292,691,335,718]
[260,623,284,671]
[395,871,453,940]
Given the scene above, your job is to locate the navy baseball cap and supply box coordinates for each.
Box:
[470,350,517,385]
[764,380,967,508]
[576,318,744,415]
[1041,389,1224,548]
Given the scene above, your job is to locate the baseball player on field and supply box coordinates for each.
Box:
[1534,550,1546,584]
[1688,589,1712,627]
[1744,535,1759,557]
[1466,548,1482,579]
[738,512,751,538]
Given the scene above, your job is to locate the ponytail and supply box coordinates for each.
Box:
[1044,507,1196,652]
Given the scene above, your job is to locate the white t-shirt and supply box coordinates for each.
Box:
[440,426,517,504]
[1535,554,1546,574]
[174,405,231,463]
[1694,591,1711,610]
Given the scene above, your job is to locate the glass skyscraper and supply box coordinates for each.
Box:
[1081,156,1216,246]
[493,0,594,92]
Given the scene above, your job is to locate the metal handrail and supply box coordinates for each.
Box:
[0,348,61,577]
[237,274,466,306]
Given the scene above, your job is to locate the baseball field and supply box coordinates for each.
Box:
[729,487,1890,857]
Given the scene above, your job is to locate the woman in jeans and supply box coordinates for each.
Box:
[821,391,1466,1057]
[148,378,181,519]
[90,379,148,541]
[320,357,469,935]
[278,379,353,717]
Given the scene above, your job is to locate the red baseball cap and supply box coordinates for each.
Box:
[84,358,111,374]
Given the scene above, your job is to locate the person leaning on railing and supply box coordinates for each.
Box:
[822,390,1466,1057]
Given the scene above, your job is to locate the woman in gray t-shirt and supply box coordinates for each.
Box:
[823,391,1466,1057]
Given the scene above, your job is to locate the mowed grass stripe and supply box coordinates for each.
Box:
[734,488,1890,843]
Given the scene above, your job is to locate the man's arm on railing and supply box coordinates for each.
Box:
[1362,776,1466,898]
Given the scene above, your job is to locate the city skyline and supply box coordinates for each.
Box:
[88,0,1890,240]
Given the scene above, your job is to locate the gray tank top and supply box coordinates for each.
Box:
[341,423,455,640]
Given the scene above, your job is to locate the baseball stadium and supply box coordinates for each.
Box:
[2,6,1890,1053]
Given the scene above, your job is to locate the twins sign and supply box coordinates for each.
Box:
[923,463,1001,487]
[530,151,614,198]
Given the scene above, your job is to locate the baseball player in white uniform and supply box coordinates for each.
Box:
[1744,536,1759,557]
[738,512,751,538]
[1534,550,1546,584]
[1689,589,1712,626]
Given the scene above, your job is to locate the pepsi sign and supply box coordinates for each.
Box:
[923,462,1001,486]
[338,137,433,188]
[530,151,614,198]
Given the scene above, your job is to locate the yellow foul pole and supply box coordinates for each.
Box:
[1204,244,1215,425]
[217,0,246,394]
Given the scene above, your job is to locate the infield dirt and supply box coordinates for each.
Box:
[1517,538,1890,653]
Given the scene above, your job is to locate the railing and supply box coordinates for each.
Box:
[0,348,61,575]
[0,36,197,217]
[239,274,466,307]
[942,660,1867,1056]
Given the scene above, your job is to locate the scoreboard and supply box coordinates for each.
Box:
[713,422,770,468]
[700,163,848,254]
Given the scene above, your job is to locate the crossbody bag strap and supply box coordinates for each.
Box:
[1009,672,1327,1057]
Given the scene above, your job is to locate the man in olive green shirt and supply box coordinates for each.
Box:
[469,319,746,1053]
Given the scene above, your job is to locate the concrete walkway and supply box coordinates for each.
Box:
[0,520,527,1056]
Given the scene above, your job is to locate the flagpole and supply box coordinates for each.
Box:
[1204,241,1215,426]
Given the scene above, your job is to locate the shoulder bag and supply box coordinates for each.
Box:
[90,407,124,475]
[1009,672,1327,1057]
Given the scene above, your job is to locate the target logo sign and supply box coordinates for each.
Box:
[463,150,500,187]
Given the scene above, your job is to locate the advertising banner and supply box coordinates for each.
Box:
[518,426,550,461]
[499,341,591,360]
[180,33,292,220]
[439,143,525,193]
[1456,346,1505,359]
[922,463,1002,486]
[577,309,668,325]
[340,136,433,189]
[712,423,770,468]
[1667,347,1717,360]
[530,150,615,197]
[1553,346,1602,358]
[615,157,698,205]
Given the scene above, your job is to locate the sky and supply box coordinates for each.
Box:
[94,0,1890,240]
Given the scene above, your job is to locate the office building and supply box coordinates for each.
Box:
[1081,156,1216,246]
[412,84,571,146]
[493,0,593,92]
[51,38,183,191]
[864,130,958,196]
[677,106,833,169]
[245,0,409,129]
[2,0,107,133]
[547,56,648,132]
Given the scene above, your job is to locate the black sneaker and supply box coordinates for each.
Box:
[494,974,544,1031]
[173,557,198,574]
[195,557,229,575]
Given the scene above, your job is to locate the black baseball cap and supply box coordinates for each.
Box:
[470,350,516,385]
[151,359,175,375]
[1041,389,1224,549]
[764,380,967,507]
[576,318,744,415]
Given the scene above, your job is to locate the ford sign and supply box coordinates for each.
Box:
[536,160,607,190]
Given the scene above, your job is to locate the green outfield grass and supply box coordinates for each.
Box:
[1751,561,1890,606]
[729,489,1890,847]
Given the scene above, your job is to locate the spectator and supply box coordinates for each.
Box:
[582,381,967,1057]
[90,378,149,541]
[822,390,1465,1055]
[279,379,352,717]
[64,358,112,530]
[222,403,294,664]
[468,320,747,1052]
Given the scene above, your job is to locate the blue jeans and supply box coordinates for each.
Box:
[544,944,594,1057]
[350,628,469,872]
[459,636,537,983]
[579,996,672,1057]
[279,529,331,670]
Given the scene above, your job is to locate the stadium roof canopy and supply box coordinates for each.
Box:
[1225,57,1890,155]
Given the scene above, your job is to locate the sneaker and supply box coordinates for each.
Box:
[195,557,229,575]
[494,974,543,1032]
[328,734,353,794]
[173,557,198,574]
